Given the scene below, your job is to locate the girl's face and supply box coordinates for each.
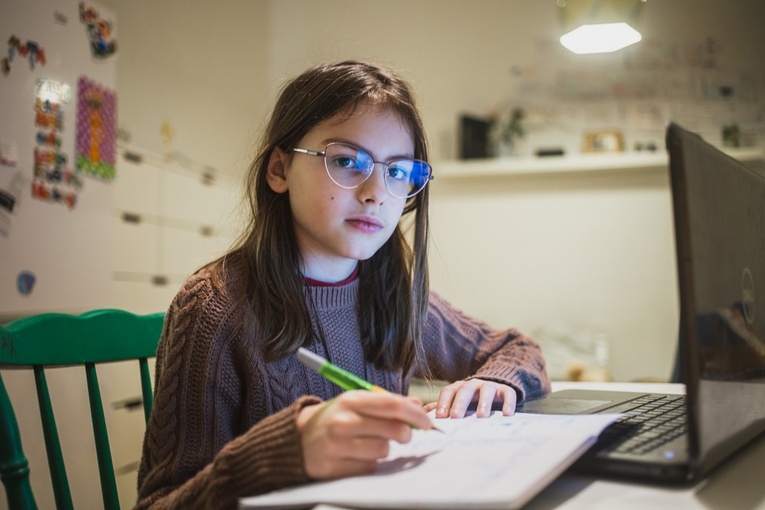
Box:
[267,103,413,282]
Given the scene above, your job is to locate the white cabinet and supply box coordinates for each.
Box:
[110,147,241,314]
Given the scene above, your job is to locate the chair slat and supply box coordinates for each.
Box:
[0,375,37,510]
[85,363,120,510]
[139,358,153,424]
[34,367,74,510]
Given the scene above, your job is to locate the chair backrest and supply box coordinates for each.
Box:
[0,309,164,510]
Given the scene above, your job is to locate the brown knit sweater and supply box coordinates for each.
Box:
[134,263,550,509]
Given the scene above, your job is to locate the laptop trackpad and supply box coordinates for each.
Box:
[519,398,612,415]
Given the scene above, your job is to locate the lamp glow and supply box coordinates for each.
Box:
[560,22,642,54]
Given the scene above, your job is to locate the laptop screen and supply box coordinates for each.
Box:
[667,123,765,476]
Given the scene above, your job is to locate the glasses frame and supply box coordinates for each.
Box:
[292,142,433,199]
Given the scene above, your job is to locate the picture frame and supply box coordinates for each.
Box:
[582,130,624,153]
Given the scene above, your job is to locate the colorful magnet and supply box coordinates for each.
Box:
[17,271,36,296]
[79,3,117,59]
[3,36,46,75]
[75,76,117,180]
[36,79,72,104]
[32,87,81,210]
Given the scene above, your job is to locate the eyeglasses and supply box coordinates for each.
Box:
[292,142,433,199]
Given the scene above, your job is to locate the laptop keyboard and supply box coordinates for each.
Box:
[597,394,688,456]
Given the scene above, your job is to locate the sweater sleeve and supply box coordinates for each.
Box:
[135,274,321,510]
[419,290,551,402]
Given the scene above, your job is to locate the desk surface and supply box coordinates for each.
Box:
[401,381,765,510]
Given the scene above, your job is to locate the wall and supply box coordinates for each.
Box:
[101,0,272,184]
[100,0,765,382]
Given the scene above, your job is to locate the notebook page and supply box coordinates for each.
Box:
[241,412,618,510]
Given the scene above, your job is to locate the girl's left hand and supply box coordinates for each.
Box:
[422,378,517,419]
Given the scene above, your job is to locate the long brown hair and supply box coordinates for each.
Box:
[225,61,430,374]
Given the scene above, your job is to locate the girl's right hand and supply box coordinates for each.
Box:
[296,390,430,479]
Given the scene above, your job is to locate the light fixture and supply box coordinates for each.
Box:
[557,0,646,55]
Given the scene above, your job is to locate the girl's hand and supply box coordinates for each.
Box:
[296,391,430,480]
[423,378,518,419]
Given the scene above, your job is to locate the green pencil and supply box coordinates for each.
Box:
[296,347,443,432]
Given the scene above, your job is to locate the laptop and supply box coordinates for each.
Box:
[516,122,765,484]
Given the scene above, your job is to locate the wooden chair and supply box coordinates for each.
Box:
[0,309,164,510]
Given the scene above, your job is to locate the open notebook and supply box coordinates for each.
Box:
[240,412,617,510]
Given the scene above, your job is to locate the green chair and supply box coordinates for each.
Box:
[0,309,164,510]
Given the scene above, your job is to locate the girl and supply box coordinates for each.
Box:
[135,61,550,509]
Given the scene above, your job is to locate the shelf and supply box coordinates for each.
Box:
[434,148,764,178]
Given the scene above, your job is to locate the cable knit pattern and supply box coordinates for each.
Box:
[135,263,550,509]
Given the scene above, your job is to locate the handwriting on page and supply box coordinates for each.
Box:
[381,412,607,481]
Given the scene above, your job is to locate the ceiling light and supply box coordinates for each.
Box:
[560,22,642,54]
[558,0,646,54]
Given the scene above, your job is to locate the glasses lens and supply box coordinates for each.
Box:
[386,159,432,198]
[324,144,373,188]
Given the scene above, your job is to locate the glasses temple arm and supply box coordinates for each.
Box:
[292,148,325,157]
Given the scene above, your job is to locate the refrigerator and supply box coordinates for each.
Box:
[0,2,133,508]
[1,0,117,320]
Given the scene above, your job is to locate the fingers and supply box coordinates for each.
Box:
[433,383,458,418]
[297,391,431,480]
[432,379,519,419]
[342,391,433,432]
[474,382,498,418]
[476,383,517,417]
[433,380,480,418]
[499,385,518,416]
[448,382,479,418]
[324,400,415,444]
[302,432,392,479]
